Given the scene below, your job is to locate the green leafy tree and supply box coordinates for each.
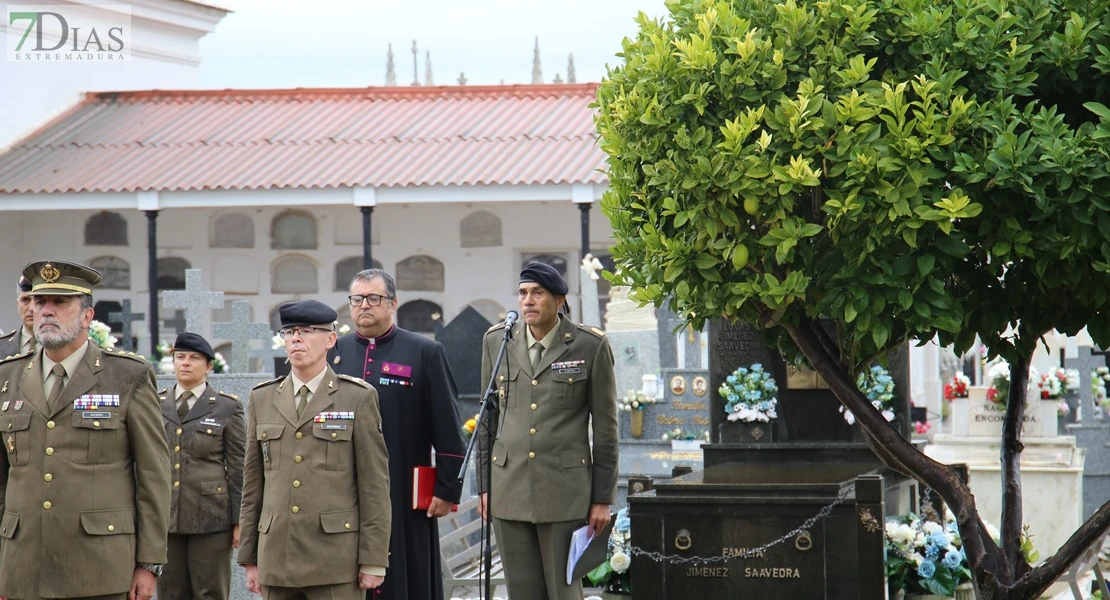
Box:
[596,0,1110,598]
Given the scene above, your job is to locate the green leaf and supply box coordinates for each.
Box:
[844,303,858,323]
[917,255,936,277]
[934,235,970,257]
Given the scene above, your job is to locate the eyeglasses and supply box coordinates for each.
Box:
[348,294,394,307]
[278,326,333,339]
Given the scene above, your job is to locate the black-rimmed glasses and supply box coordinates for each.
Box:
[277,326,333,339]
[348,294,394,307]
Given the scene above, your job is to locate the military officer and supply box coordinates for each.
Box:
[0,260,171,600]
[159,332,246,600]
[0,276,35,358]
[238,300,391,600]
[477,262,619,600]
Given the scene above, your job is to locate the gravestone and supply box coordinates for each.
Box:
[628,318,915,599]
[579,255,602,328]
[163,310,188,335]
[1065,347,1110,519]
[606,286,662,401]
[162,269,224,336]
[212,301,273,374]
[433,306,491,417]
[107,299,143,352]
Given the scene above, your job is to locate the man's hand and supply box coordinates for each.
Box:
[232,524,240,549]
[587,503,611,538]
[427,496,453,518]
[244,564,261,595]
[128,568,156,600]
[359,573,385,589]
[478,492,488,521]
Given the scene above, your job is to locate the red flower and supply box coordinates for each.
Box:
[987,388,997,401]
[944,384,955,401]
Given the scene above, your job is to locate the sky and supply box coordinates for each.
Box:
[197,0,670,89]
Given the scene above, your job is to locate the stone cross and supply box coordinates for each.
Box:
[579,254,602,328]
[212,301,272,374]
[107,299,144,352]
[162,270,224,337]
[1066,347,1110,422]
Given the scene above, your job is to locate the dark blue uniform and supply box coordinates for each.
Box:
[329,326,466,600]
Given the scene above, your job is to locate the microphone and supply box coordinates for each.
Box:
[503,310,520,329]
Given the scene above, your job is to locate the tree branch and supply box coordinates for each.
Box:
[1000,353,1031,583]
[1010,498,1110,598]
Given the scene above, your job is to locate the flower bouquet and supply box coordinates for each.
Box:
[841,365,896,425]
[885,515,971,597]
[461,413,479,439]
[1037,368,1068,400]
[619,389,657,439]
[719,364,778,423]
[87,320,118,352]
[943,373,970,401]
[1093,367,1110,417]
[585,507,631,594]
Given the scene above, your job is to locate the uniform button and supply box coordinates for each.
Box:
[174,463,180,470]
[499,375,505,382]
[331,433,337,439]
[294,455,302,463]
[174,446,180,452]
[176,428,183,435]
[296,432,303,439]
[530,403,538,411]
[217,487,222,492]
[261,433,268,440]
[568,377,574,383]
[529,428,537,435]
[492,456,498,463]
[45,447,54,456]
[43,501,51,510]
[93,421,100,427]
[293,480,301,488]
[528,452,536,459]
[174,481,180,488]
[46,421,55,429]
[531,380,538,386]
[107,525,114,532]
[345,522,351,529]
[291,506,300,514]
[43,473,52,482]
[206,429,213,434]
[581,459,586,465]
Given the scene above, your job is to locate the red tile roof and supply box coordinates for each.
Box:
[0,84,606,194]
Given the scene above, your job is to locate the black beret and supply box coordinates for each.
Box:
[520,262,568,296]
[279,300,337,329]
[173,332,214,361]
[17,276,31,293]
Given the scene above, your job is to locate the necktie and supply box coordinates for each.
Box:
[296,386,310,418]
[178,391,193,420]
[46,364,67,409]
[530,341,544,373]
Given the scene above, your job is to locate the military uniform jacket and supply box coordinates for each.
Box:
[0,343,172,598]
[0,330,21,359]
[238,367,391,588]
[477,315,618,523]
[161,383,246,535]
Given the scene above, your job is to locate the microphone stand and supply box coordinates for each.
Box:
[459,318,514,600]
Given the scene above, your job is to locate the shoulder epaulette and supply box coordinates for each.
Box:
[252,376,284,390]
[486,322,506,333]
[217,390,240,401]
[0,330,17,341]
[337,373,372,389]
[107,349,147,363]
[0,350,32,365]
[158,388,168,395]
[578,324,606,338]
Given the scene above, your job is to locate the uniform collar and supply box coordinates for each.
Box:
[290,366,328,396]
[42,338,90,382]
[355,325,396,346]
[175,382,207,401]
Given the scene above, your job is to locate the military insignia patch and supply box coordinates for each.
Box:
[40,263,60,283]
[13,400,22,411]
[6,435,13,453]
[334,355,341,364]
[1,401,7,411]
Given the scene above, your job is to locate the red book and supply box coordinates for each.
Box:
[412,466,459,512]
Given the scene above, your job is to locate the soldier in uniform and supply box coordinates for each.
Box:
[477,262,619,600]
[239,300,391,599]
[0,276,35,357]
[159,332,246,600]
[329,268,466,600]
[0,260,171,600]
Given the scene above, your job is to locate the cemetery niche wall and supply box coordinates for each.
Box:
[627,319,914,599]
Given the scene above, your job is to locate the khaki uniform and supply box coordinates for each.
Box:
[0,330,20,359]
[0,343,171,598]
[158,384,246,600]
[477,315,618,600]
[238,368,390,594]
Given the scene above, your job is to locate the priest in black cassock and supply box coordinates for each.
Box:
[329,268,467,600]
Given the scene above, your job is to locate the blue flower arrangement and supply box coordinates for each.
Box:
[841,365,897,425]
[718,364,779,423]
[885,515,972,596]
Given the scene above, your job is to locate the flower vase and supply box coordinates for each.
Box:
[630,410,644,439]
[718,420,774,443]
[954,583,974,600]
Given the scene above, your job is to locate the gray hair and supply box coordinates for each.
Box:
[80,294,94,311]
[350,269,396,299]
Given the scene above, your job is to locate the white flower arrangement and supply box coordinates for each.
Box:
[986,359,1037,409]
[87,320,118,352]
[619,389,657,411]
[1037,367,1067,400]
[719,363,779,423]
